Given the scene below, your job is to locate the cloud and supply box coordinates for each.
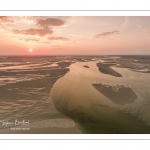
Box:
[19,38,40,42]
[13,28,53,36]
[19,36,69,44]
[94,30,119,38]
[47,36,69,41]
[36,18,64,28]
[19,38,52,44]
[0,16,14,22]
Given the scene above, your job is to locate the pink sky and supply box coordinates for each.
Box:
[0,16,150,55]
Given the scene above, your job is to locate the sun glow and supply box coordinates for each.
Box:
[29,49,33,52]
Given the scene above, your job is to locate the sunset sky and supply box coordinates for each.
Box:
[0,16,150,55]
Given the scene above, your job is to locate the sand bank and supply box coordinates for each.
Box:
[83,65,90,68]
[96,63,122,77]
[92,83,137,105]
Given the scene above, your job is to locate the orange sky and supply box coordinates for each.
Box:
[0,16,150,55]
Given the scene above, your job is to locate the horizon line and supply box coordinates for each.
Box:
[0,10,150,11]
[0,54,150,56]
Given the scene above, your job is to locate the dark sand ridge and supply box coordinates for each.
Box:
[92,83,137,105]
[56,61,74,67]
[96,62,122,77]
[83,65,90,68]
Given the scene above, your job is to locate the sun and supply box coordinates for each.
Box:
[29,49,33,52]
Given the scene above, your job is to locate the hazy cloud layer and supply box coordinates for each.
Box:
[36,18,65,28]
[13,28,53,36]
[94,30,119,38]
[47,36,69,41]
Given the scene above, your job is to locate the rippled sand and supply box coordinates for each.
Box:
[0,56,80,133]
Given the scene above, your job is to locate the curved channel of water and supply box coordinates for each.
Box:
[50,61,150,133]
